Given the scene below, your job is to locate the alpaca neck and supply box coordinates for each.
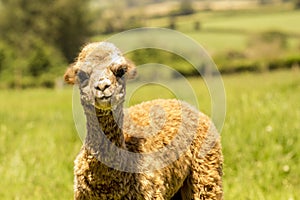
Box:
[82,102,126,158]
[94,106,125,148]
[79,102,134,197]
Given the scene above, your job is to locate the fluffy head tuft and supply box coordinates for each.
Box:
[64,42,136,109]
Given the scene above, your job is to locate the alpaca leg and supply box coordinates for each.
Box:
[179,146,223,199]
[190,147,223,199]
[170,177,192,200]
[74,178,92,200]
[170,190,183,200]
[74,191,87,200]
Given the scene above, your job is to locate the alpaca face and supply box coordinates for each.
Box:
[64,42,136,110]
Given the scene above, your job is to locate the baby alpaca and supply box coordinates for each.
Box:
[64,42,223,200]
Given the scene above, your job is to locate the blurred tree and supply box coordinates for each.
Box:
[194,20,201,31]
[0,48,4,74]
[171,0,195,16]
[100,1,145,34]
[28,46,51,77]
[0,0,92,62]
[247,31,287,64]
[0,0,91,87]
[169,16,177,30]
[295,0,300,8]
[126,0,141,7]
[179,0,194,15]
[125,0,164,7]
[52,0,93,62]
[259,0,273,4]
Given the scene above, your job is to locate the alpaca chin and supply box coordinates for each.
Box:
[94,98,112,110]
[94,96,124,111]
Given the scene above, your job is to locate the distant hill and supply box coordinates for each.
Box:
[90,0,265,16]
[90,0,179,8]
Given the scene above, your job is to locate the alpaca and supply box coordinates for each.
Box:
[64,42,223,200]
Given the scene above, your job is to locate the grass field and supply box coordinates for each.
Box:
[0,69,299,199]
[92,8,300,75]
[146,9,300,52]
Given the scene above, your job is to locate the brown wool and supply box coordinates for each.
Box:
[65,42,223,200]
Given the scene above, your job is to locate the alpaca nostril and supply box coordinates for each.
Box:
[94,79,111,91]
[94,85,101,91]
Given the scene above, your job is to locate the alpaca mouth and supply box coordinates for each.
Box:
[95,95,112,103]
[98,95,112,100]
[94,90,112,101]
[95,98,111,109]
[94,94,113,109]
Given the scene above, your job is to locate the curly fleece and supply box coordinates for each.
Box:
[74,99,223,200]
[65,42,223,200]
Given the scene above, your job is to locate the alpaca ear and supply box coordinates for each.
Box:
[64,65,78,84]
[125,59,137,80]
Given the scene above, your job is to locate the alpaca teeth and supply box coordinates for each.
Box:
[96,91,103,98]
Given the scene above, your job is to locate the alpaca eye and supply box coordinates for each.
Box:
[78,71,89,86]
[114,67,127,78]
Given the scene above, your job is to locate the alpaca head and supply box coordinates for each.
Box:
[64,42,136,110]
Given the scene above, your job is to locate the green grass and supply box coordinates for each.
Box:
[94,8,300,60]
[148,8,300,35]
[186,31,248,53]
[0,89,80,199]
[222,70,300,199]
[0,70,299,199]
[176,9,300,53]
[201,10,300,35]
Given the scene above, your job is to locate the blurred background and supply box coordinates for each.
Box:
[0,0,299,88]
[0,0,299,199]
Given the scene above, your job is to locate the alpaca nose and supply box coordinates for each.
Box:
[94,78,111,91]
